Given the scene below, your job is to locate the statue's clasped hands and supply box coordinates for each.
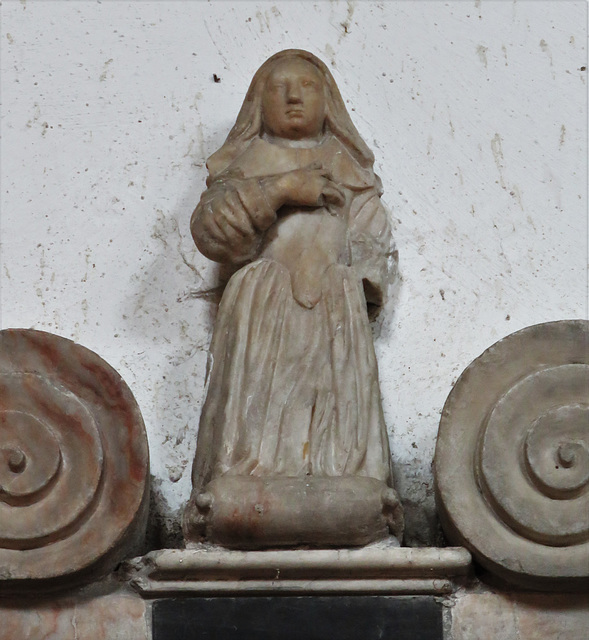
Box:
[262,162,345,211]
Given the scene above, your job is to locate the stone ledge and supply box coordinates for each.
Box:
[128,545,471,596]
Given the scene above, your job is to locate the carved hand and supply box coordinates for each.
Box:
[262,164,345,210]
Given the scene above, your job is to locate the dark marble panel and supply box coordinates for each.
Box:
[153,596,443,640]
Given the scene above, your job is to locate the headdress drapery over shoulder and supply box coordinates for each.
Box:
[205,49,376,181]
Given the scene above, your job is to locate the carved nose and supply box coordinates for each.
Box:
[286,83,303,103]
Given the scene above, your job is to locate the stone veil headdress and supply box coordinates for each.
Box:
[205,49,376,182]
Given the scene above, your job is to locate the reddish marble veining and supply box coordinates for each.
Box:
[80,358,147,485]
[0,592,148,640]
[0,329,149,586]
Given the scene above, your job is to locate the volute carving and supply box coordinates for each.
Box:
[0,329,149,591]
[435,320,589,590]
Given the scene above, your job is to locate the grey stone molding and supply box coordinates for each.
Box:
[127,545,471,596]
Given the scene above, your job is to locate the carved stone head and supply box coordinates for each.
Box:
[206,49,375,179]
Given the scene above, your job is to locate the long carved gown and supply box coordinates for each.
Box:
[190,134,394,494]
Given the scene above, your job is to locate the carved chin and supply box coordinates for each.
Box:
[282,121,315,139]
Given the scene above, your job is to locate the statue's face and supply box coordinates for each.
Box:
[262,58,326,140]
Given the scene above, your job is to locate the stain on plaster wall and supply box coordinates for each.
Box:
[476,44,488,68]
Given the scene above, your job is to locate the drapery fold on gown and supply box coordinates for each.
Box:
[190,135,395,493]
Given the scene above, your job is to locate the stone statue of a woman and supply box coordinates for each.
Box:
[183,50,403,548]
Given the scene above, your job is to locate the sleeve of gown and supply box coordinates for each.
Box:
[348,188,395,312]
[190,177,277,264]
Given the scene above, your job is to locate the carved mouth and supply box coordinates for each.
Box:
[286,109,305,117]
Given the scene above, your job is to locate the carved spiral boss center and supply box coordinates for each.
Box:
[557,442,578,468]
[524,403,589,497]
[0,408,62,504]
[0,382,104,547]
[7,448,26,474]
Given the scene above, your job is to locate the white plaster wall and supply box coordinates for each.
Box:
[1,0,587,545]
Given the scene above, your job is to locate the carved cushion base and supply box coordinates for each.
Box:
[184,476,402,549]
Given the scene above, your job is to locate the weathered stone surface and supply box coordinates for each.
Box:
[184,49,403,548]
[186,476,401,549]
[128,545,471,596]
[0,591,148,640]
[434,320,589,590]
[451,592,589,640]
[0,329,149,591]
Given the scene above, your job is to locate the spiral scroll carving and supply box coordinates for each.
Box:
[0,329,149,591]
[434,320,589,590]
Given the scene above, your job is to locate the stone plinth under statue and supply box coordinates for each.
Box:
[129,545,471,596]
[183,49,403,548]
